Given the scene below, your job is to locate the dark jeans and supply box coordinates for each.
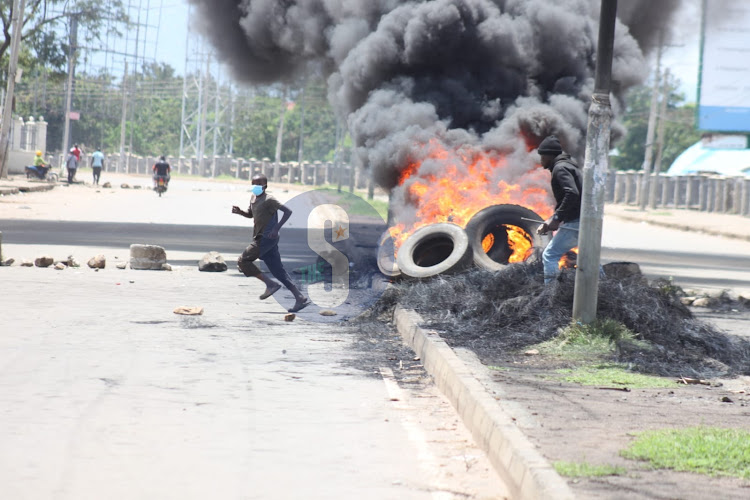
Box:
[67,167,77,184]
[92,167,102,184]
[238,242,297,293]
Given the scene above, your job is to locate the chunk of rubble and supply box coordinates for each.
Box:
[20,260,33,267]
[65,255,80,268]
[130,244,167,270]
[54,262,66,270]
[116,262,127,270]
[35,256,54,268]
[691,297,714,308]
[199,251,227,272]
[88,255,106,269]
[284,313,296,322]
[173,306,203,316]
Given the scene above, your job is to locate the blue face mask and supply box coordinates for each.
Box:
[251,184,264,196]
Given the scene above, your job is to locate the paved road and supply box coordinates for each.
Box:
[0,177,506,499]
[3,215,748,295]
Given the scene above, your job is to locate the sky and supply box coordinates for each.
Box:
[143,0,703,103]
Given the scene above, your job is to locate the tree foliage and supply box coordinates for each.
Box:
[612,75,702,172]
[1,0,128,77]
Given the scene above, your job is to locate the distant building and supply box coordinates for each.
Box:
[666,134,750,177]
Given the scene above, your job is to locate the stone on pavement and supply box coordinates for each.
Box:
[88,254,106,269]
[199,251,228,272]
[130,244,167,270]
[35,256,54,268]
[173,306,203,315]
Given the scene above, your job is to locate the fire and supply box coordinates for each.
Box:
[559,247,579,269]
[481,233,494,253]
[388,139,553,254]
[483,225,534,262]
[505,225,534,263]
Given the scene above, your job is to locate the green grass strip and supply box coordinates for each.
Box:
[558,364,675,389]
[554,461,626,478]
[621,427,750,479]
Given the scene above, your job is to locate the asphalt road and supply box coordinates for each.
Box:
[2,217,748,294]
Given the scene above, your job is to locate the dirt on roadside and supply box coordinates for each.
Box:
[373,264,750,499]
[485,355,750,500]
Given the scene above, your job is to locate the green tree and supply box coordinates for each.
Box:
[1,0,128,76]
[612,75,701,172]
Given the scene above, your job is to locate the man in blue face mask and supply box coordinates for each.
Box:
[232,174,310,313]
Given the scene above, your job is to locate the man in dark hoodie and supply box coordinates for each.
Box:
[535,135,583,283]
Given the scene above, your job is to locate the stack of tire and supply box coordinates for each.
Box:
[378,204,550,279]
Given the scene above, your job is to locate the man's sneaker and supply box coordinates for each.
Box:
[288,297,311,313]
[259,282,282,300]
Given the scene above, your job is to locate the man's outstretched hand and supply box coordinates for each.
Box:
[231,206,242,215]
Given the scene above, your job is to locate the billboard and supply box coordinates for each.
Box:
[698,0,750,132]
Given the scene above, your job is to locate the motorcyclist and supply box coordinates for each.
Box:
[152,156,171,189]
[33,151,49,178]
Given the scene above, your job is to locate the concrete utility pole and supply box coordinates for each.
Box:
[0,0,27,179]
[572,0,618,324]
[273,86,288,183]
[61,15,79,166]
[638,32,663,210]
[649,67,671,208]
[119,60,128,173]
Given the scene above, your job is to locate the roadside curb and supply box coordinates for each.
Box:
[607,212,750,243]
[0,183,56,194]
[393,305,574,500]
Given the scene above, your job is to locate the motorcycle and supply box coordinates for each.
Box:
[154,175,168,197]
[24,165,59,184]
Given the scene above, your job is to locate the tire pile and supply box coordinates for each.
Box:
[379,204,550,279]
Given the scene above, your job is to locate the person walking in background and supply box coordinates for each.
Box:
[535,135,583,284]
[231,173,311,313]
[91,148,105,185]
[70,144,81,163]
[65,150,79,185]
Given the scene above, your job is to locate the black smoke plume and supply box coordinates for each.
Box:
[189,0,683,220]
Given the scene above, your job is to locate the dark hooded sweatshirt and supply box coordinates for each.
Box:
[549,153,582,222]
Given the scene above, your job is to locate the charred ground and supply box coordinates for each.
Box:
[366,262,750,379]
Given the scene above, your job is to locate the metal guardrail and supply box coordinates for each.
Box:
[607,170,750,217]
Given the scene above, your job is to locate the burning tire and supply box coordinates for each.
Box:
[377,231,401,278]
[396,223,472,279]
[465,204,550,271]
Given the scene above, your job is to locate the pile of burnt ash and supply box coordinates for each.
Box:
[372,262,750,379]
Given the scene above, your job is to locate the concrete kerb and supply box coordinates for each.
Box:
[393,305,574,500]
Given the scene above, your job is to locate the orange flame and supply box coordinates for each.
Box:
[505,225,534,263]
[389,139,553,253]
[559,247,579,269]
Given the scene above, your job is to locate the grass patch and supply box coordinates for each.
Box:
[534,319,649,362]
[554,461,626,478]
[558,364,675,388]
[487,365,510,372]
[621,427,750,480]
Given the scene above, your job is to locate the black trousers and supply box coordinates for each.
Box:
[238,243,297,292]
